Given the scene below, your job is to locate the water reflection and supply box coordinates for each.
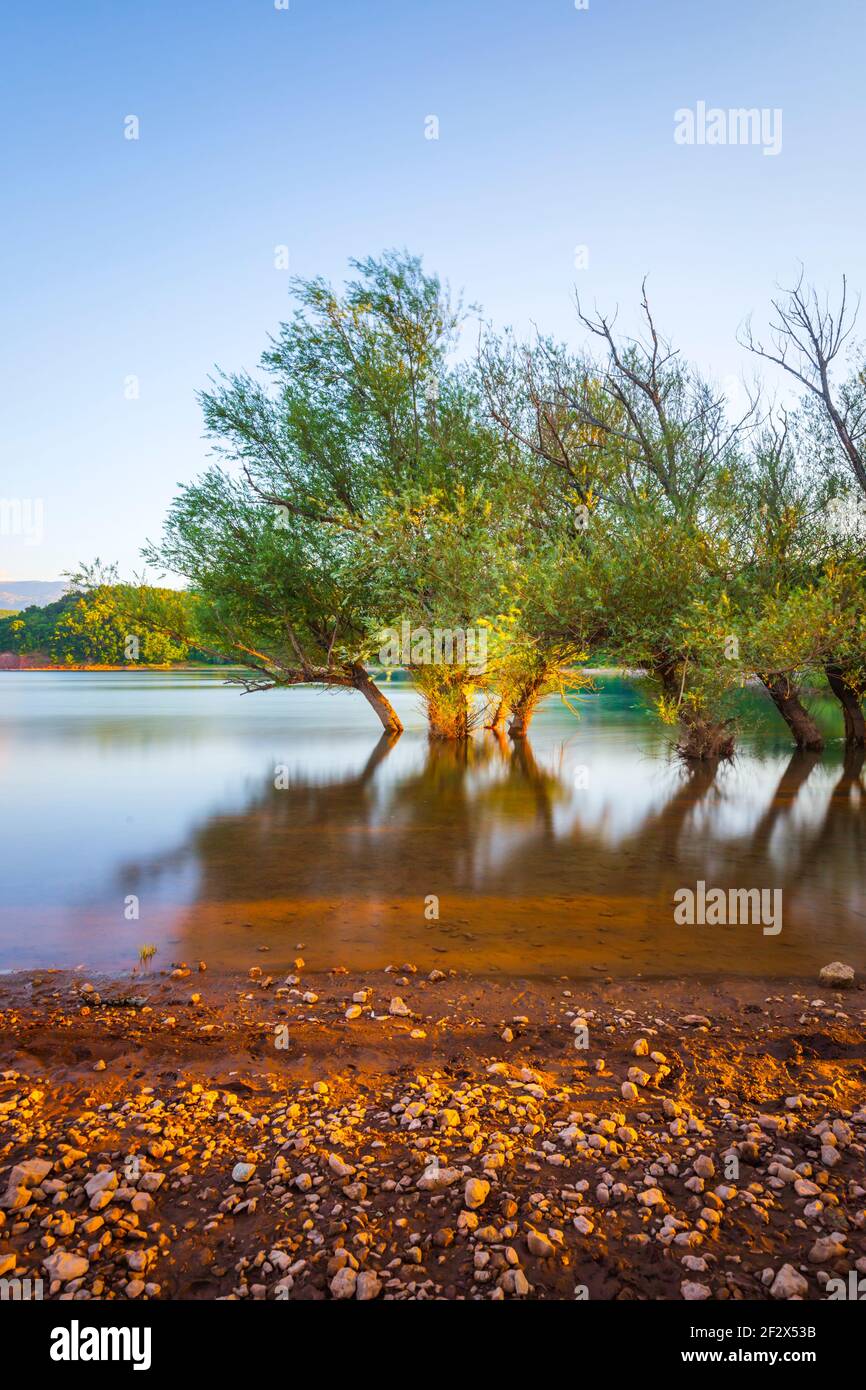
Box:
[0,674,863,976]
[115,735,865,978]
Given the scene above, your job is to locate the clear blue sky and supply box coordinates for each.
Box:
[2,0,863,582]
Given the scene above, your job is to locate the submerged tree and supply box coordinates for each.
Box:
[161,251,504,737]
[742,273,866,744]
[478,334,616,736]
[142,473,404,733]
[368,483,506,738]
[126,251,865,757]
[724,419,830,751]
[482,287,757,758]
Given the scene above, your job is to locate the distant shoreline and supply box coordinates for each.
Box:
[0,663,633,675]
[0,662,234,673]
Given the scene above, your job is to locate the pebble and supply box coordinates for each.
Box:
[464,1178,490,1209]
[328,1153,356,1179]
[770,1264,809,1299]
[501,1268,530,1296]
[417,1165,461,1192]
[44,1250,89,1283]
[330,1267,357,1299]
[818,962,855,989]
[681,1281,711,1300]
[3,965,865,1307]
[527,1230,555,1258]
[638,1188,665,1207]
[355,1270,381,1301]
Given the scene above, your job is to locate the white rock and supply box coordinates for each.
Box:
[8,1159,52,1188]
[770,1263,808,1299]
[355,1270,381,1301]
[84,1169,117,1198]
[417,1165,461,1192]
[327,1153,356,1179]
[44,1251,89,1283]
[818,962,855,989]
[330,1267,357,1299]
[501,1268,530,1296]
[638,1187,666,1207]
[809,1235,846,1263]
[681,1281,711,1300]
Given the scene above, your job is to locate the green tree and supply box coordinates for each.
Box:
[742,273,866,744]
[149,251,503,736]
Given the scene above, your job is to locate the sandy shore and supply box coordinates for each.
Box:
[1,963,864,1301]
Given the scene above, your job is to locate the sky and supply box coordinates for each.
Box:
[1,0,864,583]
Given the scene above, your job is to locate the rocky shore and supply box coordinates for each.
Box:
[1,964,864,1301]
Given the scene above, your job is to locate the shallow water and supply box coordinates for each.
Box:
[0,671,863,977]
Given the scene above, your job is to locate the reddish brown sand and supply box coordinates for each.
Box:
[0,965,864,1301]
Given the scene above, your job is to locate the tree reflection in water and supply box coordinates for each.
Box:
[118,733,864,977]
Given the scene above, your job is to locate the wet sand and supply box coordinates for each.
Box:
[1,962,864,1301]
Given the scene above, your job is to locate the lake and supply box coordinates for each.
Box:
[0,671,863,978]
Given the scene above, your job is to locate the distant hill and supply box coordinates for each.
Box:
[0,580,69,611]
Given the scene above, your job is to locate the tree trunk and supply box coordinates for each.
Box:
[760,674,824,751]
[485,698,509,732]
[676,712,736,761]
[349,665,403,736]
[507,678,546,740]
[826,663,866,746]
[654,659,735,761]
[416,669,476,739]
[427,697,471,740]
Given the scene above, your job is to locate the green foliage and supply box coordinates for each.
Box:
[0,587,198,665]
[0,592,79,654]
[76,249,866,751]
[142,251,506,732]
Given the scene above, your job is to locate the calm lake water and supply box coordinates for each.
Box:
[0,671,863,978]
